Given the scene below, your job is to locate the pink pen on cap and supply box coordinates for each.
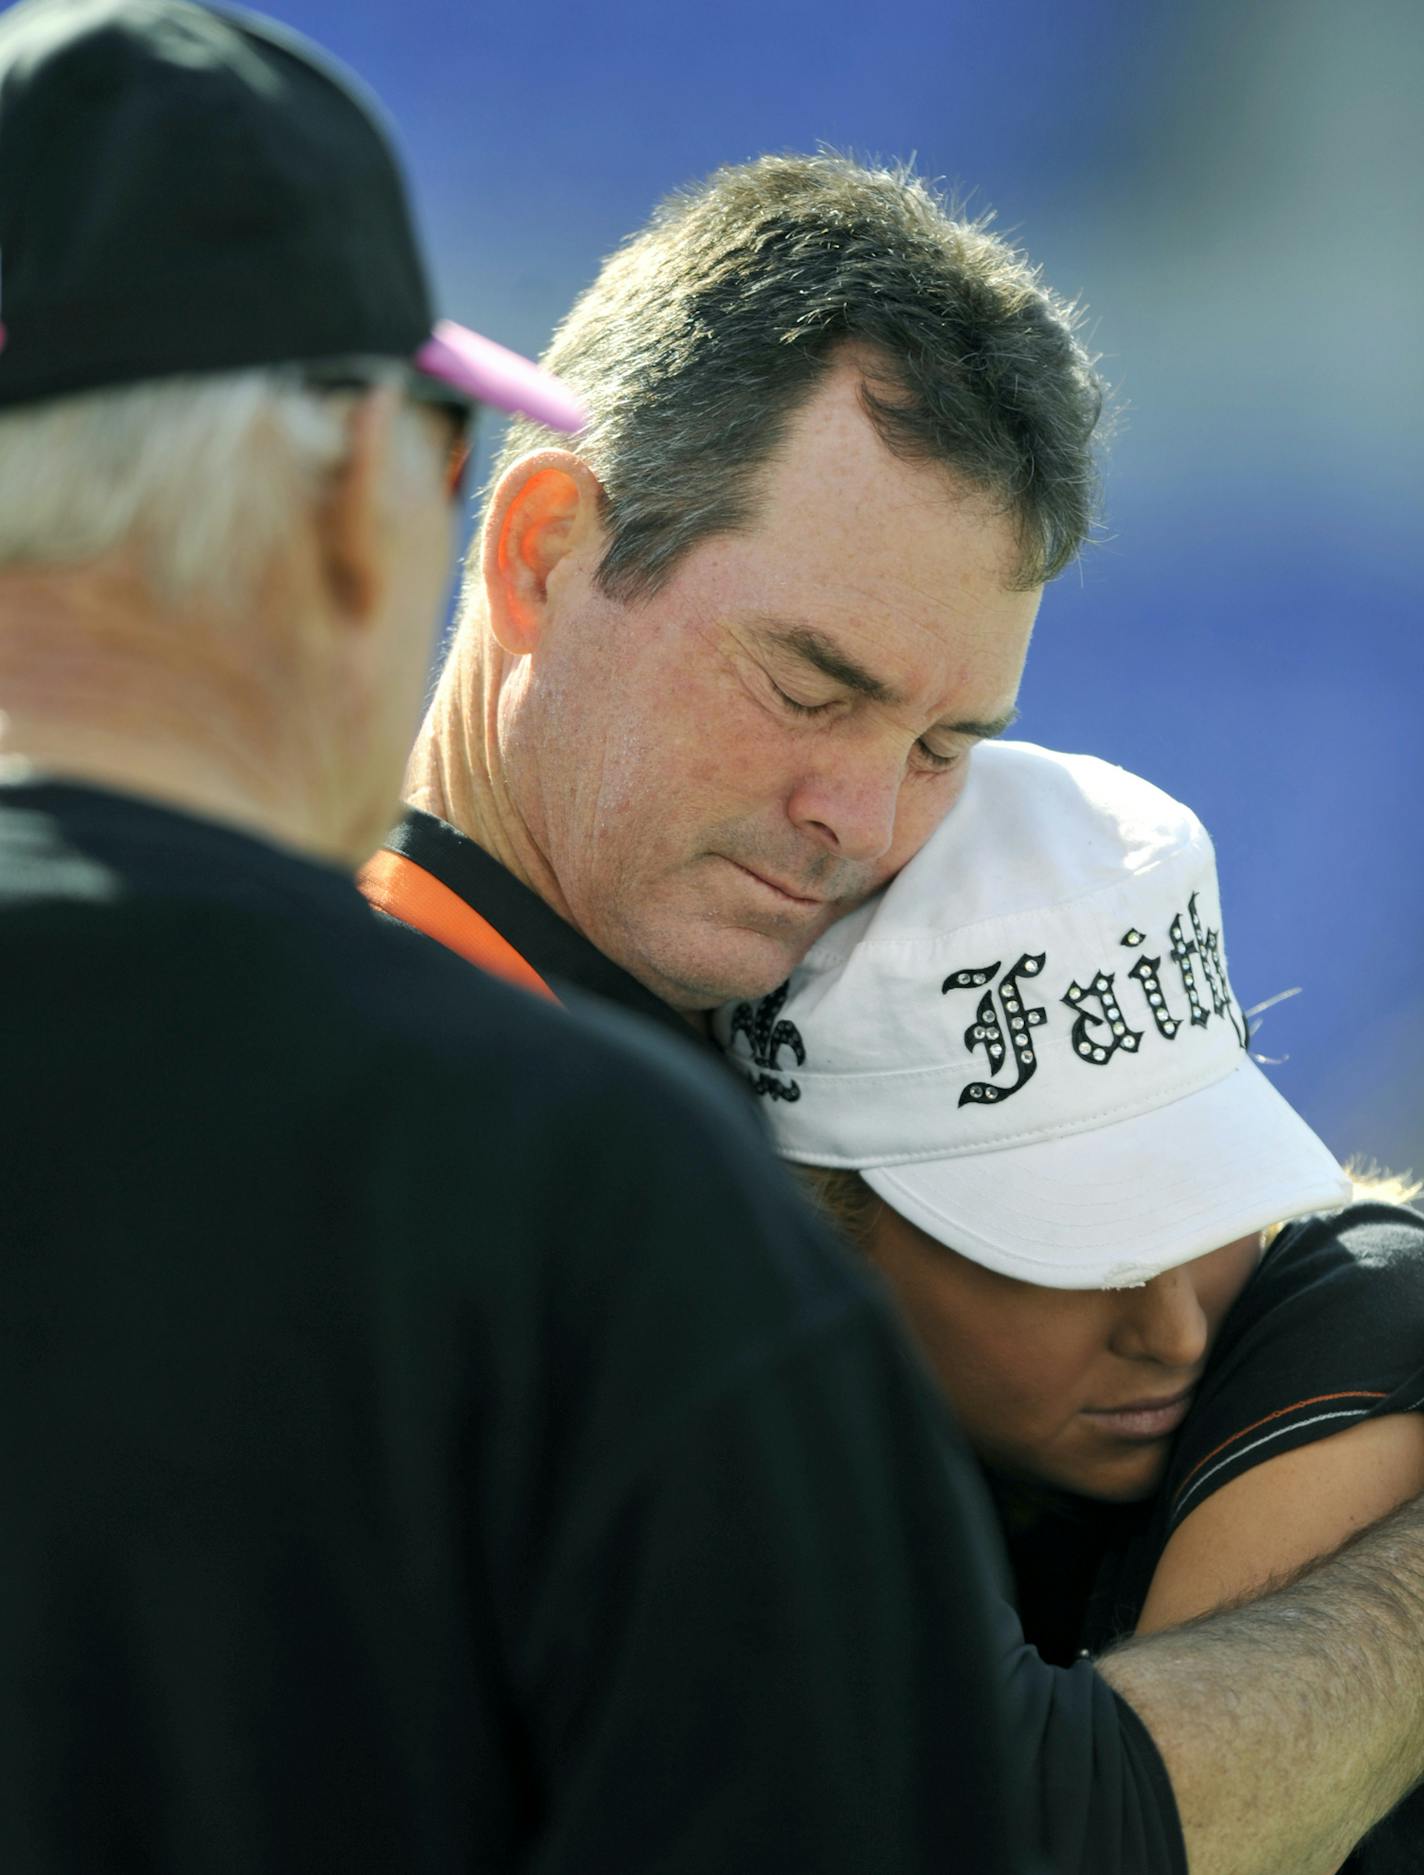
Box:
[415,320,586,435]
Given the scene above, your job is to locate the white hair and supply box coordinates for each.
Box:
[0,366,441,612]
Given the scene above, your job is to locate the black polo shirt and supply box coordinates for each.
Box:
[3,778,1066,1875]
[363,803,1189,1875]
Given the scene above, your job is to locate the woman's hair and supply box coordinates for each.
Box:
[795,1165,884,1253]
[800,1160,1421,1260]
[1259,1159,1422,1247]
[1342,1160,1422,1207]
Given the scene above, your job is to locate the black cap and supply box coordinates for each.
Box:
[0,0,584,429]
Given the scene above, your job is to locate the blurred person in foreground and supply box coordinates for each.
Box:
[718,739,1424,1871]
[0,4,1040,1872]
[366,147,1424,1875]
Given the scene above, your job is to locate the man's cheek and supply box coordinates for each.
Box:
[678,731,764,808]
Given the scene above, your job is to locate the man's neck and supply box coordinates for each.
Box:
[403,638,581,925]
[0,568,367,867]
[405,655,713,1037]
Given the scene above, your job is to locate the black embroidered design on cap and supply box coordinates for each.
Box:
[1120,926,1185,1036]
[725,981,806,1101]
[1168,910,1209,1030]
[930,890,1244,1105]
[1062,970,1144,1065]
[943,952,1046,1107]
[1188,892,1247,1048]
[1126,951,1182,1038]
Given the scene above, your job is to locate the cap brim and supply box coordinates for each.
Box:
[413,318,585,435]
[861,1055,1353,1289]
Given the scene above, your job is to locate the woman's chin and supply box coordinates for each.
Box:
[1016,1442,1171,1504]
[1063,1451,1171,1504]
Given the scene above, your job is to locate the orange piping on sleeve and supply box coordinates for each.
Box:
[1169,1388,1388,1514]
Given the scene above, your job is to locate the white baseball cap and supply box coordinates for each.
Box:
[714,742,1351,1289]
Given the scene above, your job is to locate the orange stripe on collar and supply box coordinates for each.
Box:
[358,848,558,1003]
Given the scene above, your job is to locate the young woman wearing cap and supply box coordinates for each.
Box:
[717,743,1424,1863]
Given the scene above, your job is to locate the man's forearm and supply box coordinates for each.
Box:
[1098,1493,1424,1875]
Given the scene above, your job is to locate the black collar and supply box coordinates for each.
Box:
[385,808,713,1054]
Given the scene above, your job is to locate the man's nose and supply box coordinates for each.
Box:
[785,743,903,865]
[1110,1265,1210,1372]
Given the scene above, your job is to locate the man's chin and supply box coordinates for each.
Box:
[627,921,826,1014]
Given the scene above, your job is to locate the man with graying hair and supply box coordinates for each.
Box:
[0,5,1059,1873]
[368,148,1424,1875]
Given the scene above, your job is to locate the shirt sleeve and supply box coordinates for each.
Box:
[520,1295,1034,1875]
[482,1001,1188,1875]
[1162,1202,1424,1535]
[523,1295,1188,1875]
[994,1606,1187,1875]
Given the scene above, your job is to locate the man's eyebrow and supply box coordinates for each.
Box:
[751,617,1019,741]
[943,705,1020,741]
[753,620,897,703]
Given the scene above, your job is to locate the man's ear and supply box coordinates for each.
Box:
[482,450,604,657]
[315,385,401,626]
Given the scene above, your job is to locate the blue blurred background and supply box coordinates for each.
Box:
[279,0,1421,1175]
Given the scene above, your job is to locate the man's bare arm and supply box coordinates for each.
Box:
[1099,1492,1424,1875]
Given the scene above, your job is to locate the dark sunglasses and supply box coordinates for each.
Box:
[299,357,477,505]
